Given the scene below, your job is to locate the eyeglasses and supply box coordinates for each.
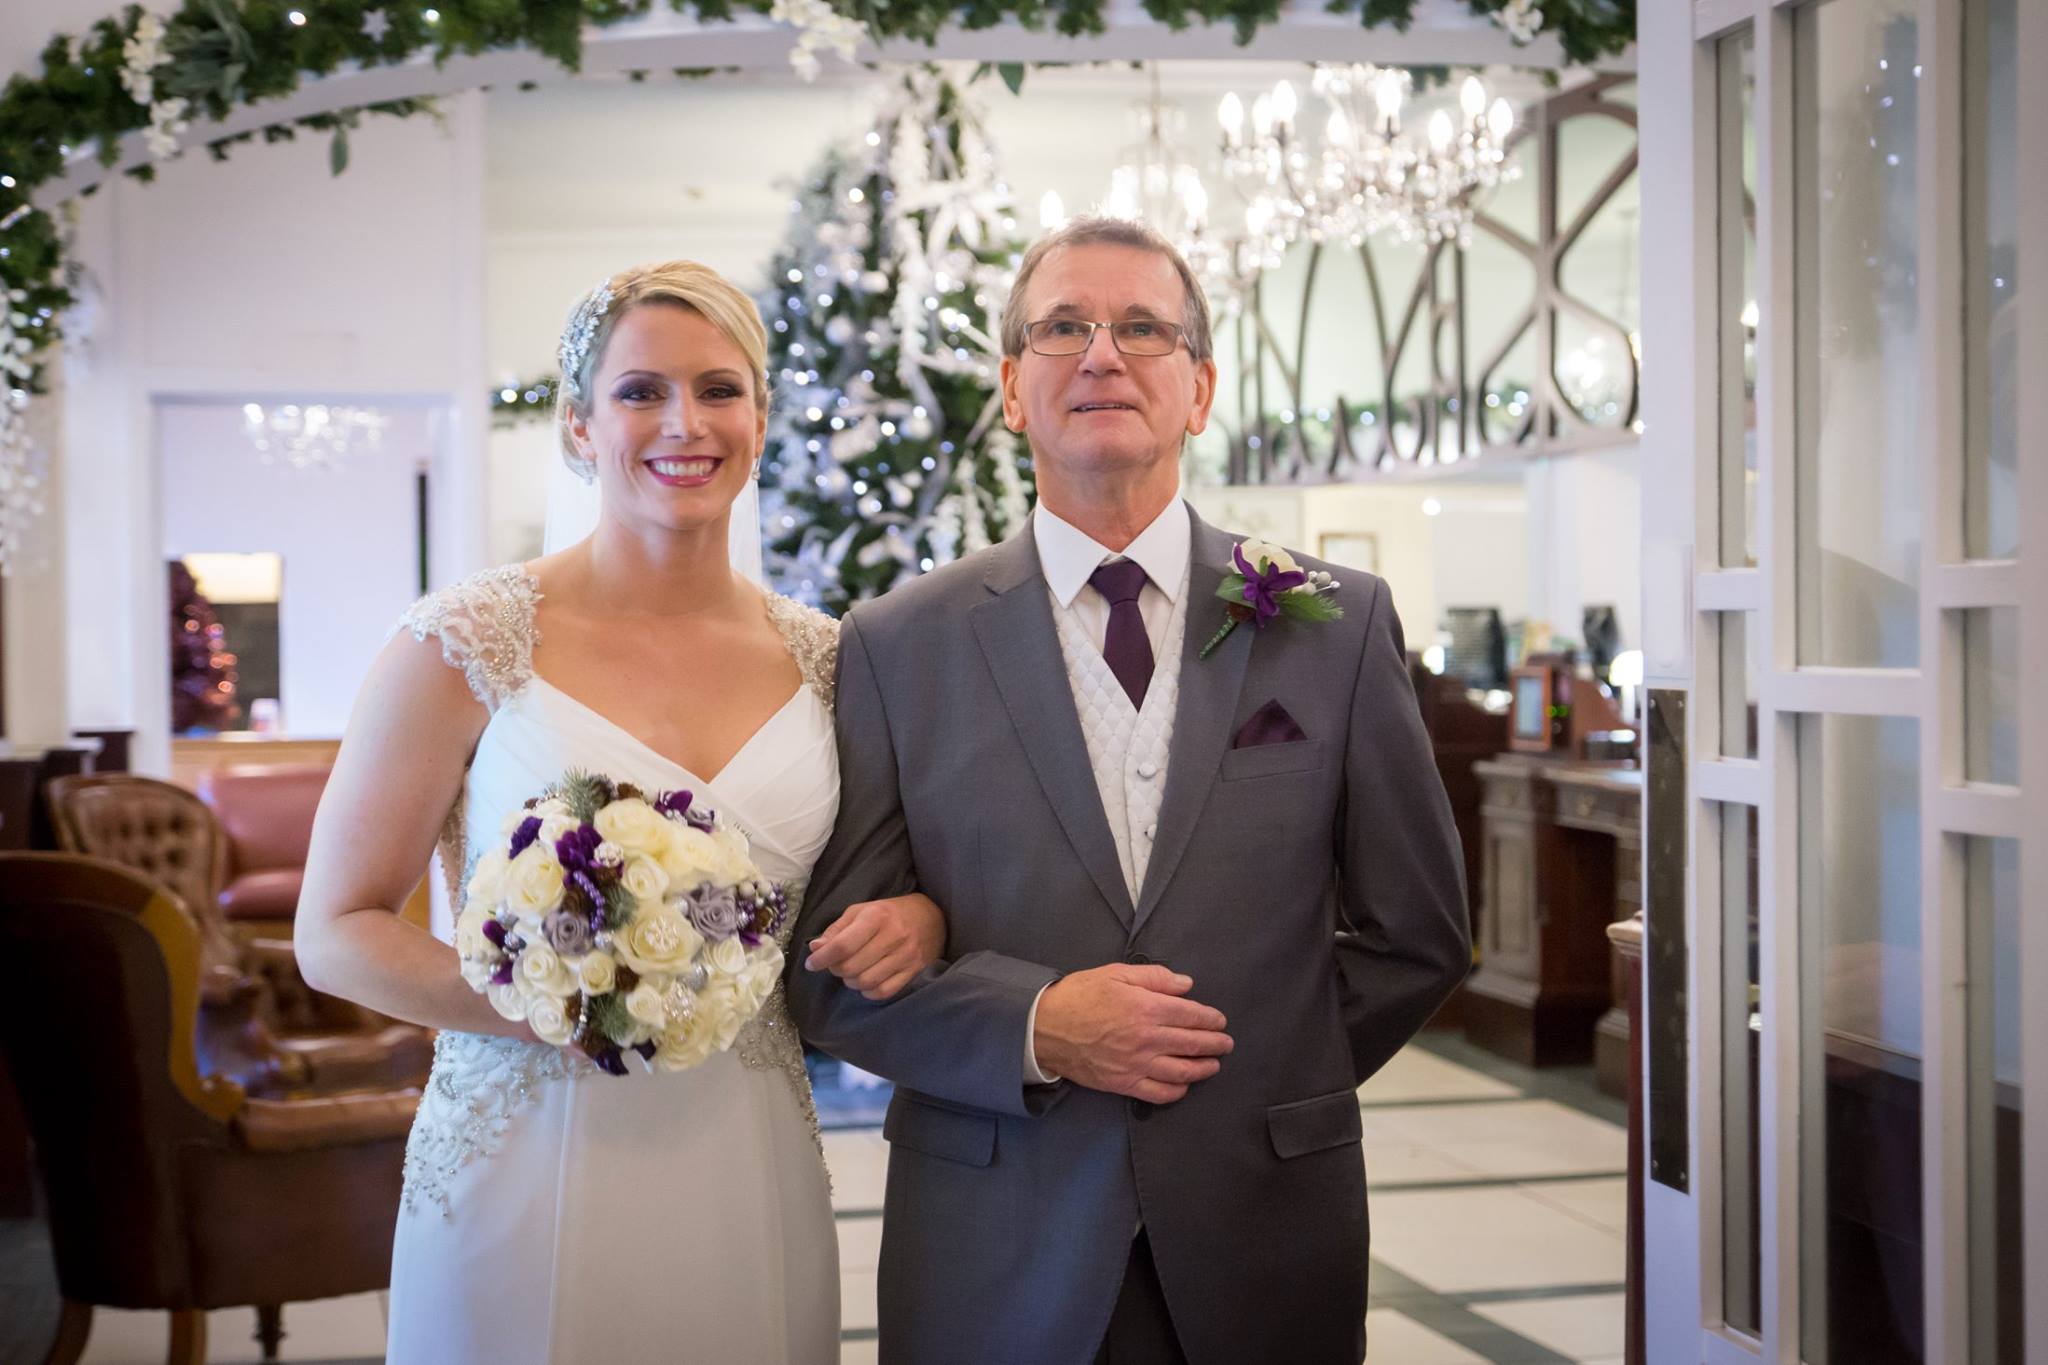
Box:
[1024,317,1186,358]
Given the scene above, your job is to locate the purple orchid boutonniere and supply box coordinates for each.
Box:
[1199,538,1345,659]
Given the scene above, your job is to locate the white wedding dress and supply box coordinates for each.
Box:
[382,564,844,1364]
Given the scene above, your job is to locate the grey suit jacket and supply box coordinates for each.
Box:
[786,508,1470,1365]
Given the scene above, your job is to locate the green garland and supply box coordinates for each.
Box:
[0,0,1631,398]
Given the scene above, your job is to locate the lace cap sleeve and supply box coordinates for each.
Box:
[764,593,841,715]
[393,565,542,712]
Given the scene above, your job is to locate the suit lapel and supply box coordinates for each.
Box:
[970,527,1137,931]
[1134,515,1253,928]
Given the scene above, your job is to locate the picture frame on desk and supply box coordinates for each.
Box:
[1316,531,1378,575]
[1508,664,1558,753]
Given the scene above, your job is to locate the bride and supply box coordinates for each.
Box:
[296,260,944,1363]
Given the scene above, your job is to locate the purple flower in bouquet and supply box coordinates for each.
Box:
[508,815,543,857]
[555,823,604,874]
[1231,543,1309,626]
[686,885,751,940]
[543,908,594,957]
[654,789,694,821]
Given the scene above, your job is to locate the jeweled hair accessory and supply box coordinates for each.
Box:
[557,282,616,401]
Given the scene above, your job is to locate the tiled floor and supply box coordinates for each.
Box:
[11,1033,1628,1363]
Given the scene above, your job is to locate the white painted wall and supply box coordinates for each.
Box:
[1522,442,1642,650]
[1188,471,1536,657]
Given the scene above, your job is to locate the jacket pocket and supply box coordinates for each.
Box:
[1266,1088,1364,1160]
[884,1093,998,1167]
[1219,738,1326,782]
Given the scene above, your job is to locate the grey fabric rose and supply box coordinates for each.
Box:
[543,908,595,957]
[685,885,750,940]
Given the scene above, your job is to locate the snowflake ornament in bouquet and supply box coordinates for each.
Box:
[455,773,791,1076]
[1199,539,1345,659]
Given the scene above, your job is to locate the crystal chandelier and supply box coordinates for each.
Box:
[241,402,386,472]
[1218,67,1518,256]
[1098,69,1233,292]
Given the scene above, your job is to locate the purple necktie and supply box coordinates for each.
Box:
[1089,560,1154,709]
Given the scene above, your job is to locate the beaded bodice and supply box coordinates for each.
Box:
[393,564,841,1216]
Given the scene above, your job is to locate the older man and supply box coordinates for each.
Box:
[789,217,1470,1364]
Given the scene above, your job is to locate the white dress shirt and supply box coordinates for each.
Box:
[1022,494,1194,1085]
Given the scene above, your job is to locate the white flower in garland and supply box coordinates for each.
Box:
[120,10,192,161]
[0,290,47,573]
[1494,0,1544,44]
[768,0,867,82]
[119,11,167,105]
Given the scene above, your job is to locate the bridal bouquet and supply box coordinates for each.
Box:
[455,772,790,1075]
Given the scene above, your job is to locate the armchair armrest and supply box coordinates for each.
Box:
[232,1089,421,1154]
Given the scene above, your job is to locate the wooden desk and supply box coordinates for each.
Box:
[1464,755,1641,1072]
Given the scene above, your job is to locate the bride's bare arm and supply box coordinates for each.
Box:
[803,891,947,1002]
[295,632,532,1038]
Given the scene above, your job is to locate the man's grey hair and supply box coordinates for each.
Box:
[1000,216,1215,364]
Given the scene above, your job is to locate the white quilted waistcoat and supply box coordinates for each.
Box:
[1048,566,1192,905]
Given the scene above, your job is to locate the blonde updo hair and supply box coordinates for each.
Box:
[554,259,772,478]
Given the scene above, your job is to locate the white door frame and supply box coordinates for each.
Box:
[1640,0,2045,1361]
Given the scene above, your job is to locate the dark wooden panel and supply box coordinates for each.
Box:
[1645,688,1689,1192]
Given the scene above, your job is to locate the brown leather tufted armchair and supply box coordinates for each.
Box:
[44,775,432,1095]
[0,854,418,1365]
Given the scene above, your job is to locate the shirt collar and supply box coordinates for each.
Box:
[1033,492,1191,610]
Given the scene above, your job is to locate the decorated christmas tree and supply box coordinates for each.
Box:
[761,66,1035,614]
[169,560,241,732]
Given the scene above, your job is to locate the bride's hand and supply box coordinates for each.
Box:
[802,892,947,1002]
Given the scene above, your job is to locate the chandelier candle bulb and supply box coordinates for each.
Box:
[1488,98,1515,141]
[1373,69,1407,130]
[1461,77,1488,120]
[1270,80,1298,130]
[1218,92,1244,146]
[1428,109,1455,154]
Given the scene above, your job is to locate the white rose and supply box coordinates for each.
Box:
[653,1005,717,1071]
[594,798,675,857]
[742,949,784,1008]
[526,993,575,1046]
[1238,538,1300,575]
[452,906,494,961]
[704,824,758,885]
[705,934,750,978]
[538,812,579,847]
[660,825,719,885]
[698,977,749,1051]
[488,981,526,1021]
[625,981,669,1029]
[621,856,669,904]
[576,950,618,996]
[504,843,565,918]
[518,942,578,998]
[465,849,510,906]
[612,903,703,977]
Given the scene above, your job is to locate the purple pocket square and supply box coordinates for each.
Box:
[1233,699,1309,749]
